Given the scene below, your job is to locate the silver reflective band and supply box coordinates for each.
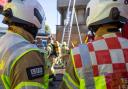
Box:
[63,74,78,89]
[78,44,95,89]
[6,41,38,76]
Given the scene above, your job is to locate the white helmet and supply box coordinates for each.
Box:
[2,0,45,29]
[86,0,128,29]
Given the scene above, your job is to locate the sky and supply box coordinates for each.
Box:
[38,0,59,34]
[0,0,59,34]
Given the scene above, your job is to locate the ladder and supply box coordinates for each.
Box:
[61,0,82,47]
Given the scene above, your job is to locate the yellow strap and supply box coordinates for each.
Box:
[80,79,86,89]
[63,77,74,89]
[71,49,107,89]
[70,50,80,81]
[71,41,75,48]
[1,74,10,89]
[64,72,79,88]
[79,76,107,89]
[10,48,40,73]
[10,49,49,89]
[14,82,44,89]
[85,36,88,44]
[63,72,79,89]
[1,74,49,89]
[94,76,107,89]
[42,74,49,89]
[0,60,5,70]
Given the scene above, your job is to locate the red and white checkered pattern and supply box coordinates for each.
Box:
[118,37,128,48]
[103,33,119,38]
[72,33,128,89]
[110,49,125,63]
[72,47,80,55]
[87,34,128,77]
[88,34,128,76]
[98,64,113,75]
[72,34,128,74]
[92,39,108,51]
[72,47,82,68]
[90,52,97,65]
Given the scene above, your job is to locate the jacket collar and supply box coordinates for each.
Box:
[95,33,122,40]
[8,25,34,43]
[102,33,122,38]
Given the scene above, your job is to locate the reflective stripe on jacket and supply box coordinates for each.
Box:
[64,33,128,89]
[0,31,45,89]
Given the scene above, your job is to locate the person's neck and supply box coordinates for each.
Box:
[8,25,34,43]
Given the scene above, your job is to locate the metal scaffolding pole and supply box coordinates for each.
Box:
[61,0,72,44]
[74,10,82,44]
[61,0,82,47]
[67,0,76,47]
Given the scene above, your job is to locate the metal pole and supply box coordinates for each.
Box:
[61,0,72,44]
[74,10,82,44]
[67,0,76,47]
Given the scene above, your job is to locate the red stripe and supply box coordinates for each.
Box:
[74,54,82,68]
[105,37,121,49]
[113,63,127,73]
[87,43,94,52]
[92,65,99,76]
[96,50,112,65]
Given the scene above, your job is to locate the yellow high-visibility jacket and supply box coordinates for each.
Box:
[60,33,128,89]
[0,26,49,89]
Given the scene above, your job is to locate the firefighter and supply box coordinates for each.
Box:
[53,41,60,63]
[54,41,61,57]
[0,0,49,89]
[61,42,69,55]
[61,42,69,67]
[46,37,56,84]
[36,36,43,48]
[46,37,56,76]
[47,36,55,57]
[60,0,128,89]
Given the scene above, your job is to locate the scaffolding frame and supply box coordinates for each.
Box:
[61,0,82,47]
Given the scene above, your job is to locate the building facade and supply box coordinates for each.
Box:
[56,0,90,47]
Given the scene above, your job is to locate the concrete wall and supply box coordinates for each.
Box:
[56,25,88,47]
[57,0,89,9]
[59,8,86,25]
